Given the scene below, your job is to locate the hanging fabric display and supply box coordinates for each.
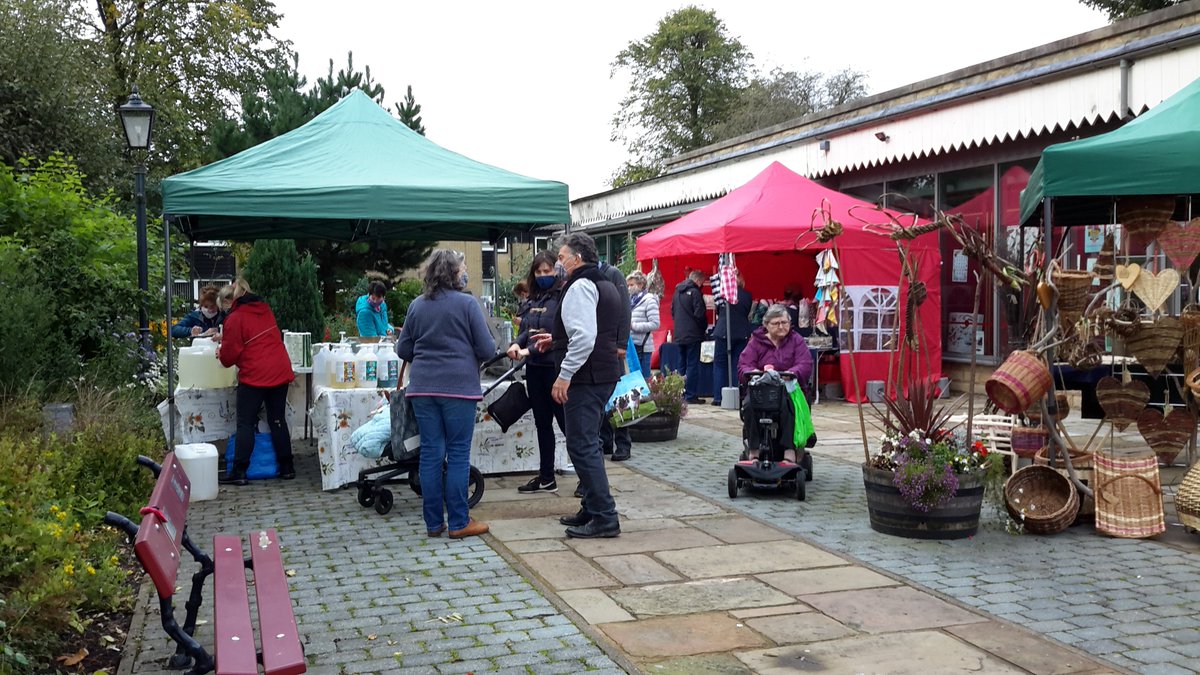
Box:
[719,252,738,303]
[814,250,840,325]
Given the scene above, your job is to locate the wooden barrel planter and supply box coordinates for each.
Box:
[862,465,984,540]
[627,413,680,442]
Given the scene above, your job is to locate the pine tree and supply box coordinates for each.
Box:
[243,239,325,337]
[395,85,426,135]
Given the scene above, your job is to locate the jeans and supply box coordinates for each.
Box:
[678,342,703,400]
[234,383,293,473]
[409,396,478,532]
[712,338,748,404]
[637,350,652,380]
[525,364,565,481]
[564,381,618,524]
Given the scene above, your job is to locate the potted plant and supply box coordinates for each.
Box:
[628,371,687,442]
[862,378,991,539]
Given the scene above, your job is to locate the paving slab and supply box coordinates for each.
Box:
[599,612,769,657]
[634,652,754,674]
[519,550,618,591]
[593,553,683,584]
[486,516,573,542]
[654,540,846,578]
[729,604,814,619]
[757,565,902,596]
[735,630,1028,674]
[945,621,1120,674]
[566,526,723,557]
[505,538,568,553]
[745,612,859,644]
[800,586,988,633]
[471,495,578,520]
[617,489,726,519]
[608,577,794,617]
[556,589,635,624]
[618,516,688,533]
[684,515,792,544]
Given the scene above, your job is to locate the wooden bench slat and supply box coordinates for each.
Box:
[133,453,190,599]
[249,529,306,675]
[213,535,258,675]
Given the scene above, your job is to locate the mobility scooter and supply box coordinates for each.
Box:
[728,370,814,501]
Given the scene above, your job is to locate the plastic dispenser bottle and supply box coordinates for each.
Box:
[353,344,378,388]
[377,342,401,389]
[312,344,330,389]
[331,344,356,389]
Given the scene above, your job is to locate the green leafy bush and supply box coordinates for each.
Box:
[386,278,421,327]
[243,239,324,337]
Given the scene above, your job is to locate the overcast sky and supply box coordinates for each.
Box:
[277,1,1109,199]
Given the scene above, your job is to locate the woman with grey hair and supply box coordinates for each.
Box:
[626,270,659,379]
[396,249,496,539]
[737,303,813,462]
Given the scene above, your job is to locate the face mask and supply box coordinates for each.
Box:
[554,261,567,278]
[535,275,555,290]
[200,307,218,319]
[368,297,382,308]
[459,272,469,287]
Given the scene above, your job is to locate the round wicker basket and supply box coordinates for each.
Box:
[1004,465,1079,535]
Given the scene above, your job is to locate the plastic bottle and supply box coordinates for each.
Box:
[331,344,356,389]
[666,330,673,343]
[312,345,330,389]
[354,344,378,388]
[377,343,401,389]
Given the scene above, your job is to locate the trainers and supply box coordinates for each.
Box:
[518,476,558,493]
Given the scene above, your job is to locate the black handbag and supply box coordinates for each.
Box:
[487,381,531,433]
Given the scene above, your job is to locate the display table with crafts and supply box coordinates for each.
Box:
[312,379,567,491]
[157,377,309,446]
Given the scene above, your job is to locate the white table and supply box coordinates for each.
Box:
[157,377,310,446]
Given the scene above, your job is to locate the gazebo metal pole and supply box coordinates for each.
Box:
[165,216,175,449]
[1042,198,1060,464]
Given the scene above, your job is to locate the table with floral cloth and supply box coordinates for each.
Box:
[312,380,567,491]
[157,379,309,445]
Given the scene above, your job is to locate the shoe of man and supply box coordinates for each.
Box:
[566,519,621,538]
[278,462,296,480]
[611,450,631,462]
[573,486,584,499]
[518,476,558,493]
[218,471,248,487]
[449,519,489,539]
[710,399,722,406]
[685,397,706,404]
[559,509,592,527]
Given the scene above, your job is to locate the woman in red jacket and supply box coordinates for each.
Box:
[214,279,296,486]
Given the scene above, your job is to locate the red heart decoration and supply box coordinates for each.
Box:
[1096,376,1150,431]
[1156,218,1200,271]
[1137,407,1194,466]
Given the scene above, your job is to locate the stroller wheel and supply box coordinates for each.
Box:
[727,468,739,499]
[357,484,375,508]
[467,466,486,508]
[409,470,422,497]
[374,488,394,515]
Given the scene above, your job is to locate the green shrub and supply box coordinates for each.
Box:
[243,239,324,337]
[386,278,421,327]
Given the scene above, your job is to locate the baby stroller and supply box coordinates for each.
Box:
[355,353,526,515]
[728,370,814,501]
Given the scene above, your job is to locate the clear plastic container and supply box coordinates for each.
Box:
[178,337,237,389]
[174,443,218,501]
[330,344,356,389]
[353,345,378,388]
[377,343,401,389]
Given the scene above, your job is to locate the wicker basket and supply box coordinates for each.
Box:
[1175,461,1200,531]
[1123,317,1183,379]
[1004,465,1080,535]
[986,350,1053,415]
[1025,392,1070,423]
[1118,196,1174,248]
[1052,265,1093,318]
[1034,445,1096,519]
[1179,304,1200,371]
[1010,426,1048,459]
[1094,451,1166,539]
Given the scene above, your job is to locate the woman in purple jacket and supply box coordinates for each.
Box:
[737,304,813,462]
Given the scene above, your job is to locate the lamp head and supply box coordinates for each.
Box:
[118,85,155,151]
[874,131,889,142]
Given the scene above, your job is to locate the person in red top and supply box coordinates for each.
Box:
[214,279,296,486]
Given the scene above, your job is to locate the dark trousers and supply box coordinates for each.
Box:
[599,412,631,455]
[526,364,565,481]
[234,382,293,473]
[564,381,618,524]
[712,337,748,404]
[678,341,703,399]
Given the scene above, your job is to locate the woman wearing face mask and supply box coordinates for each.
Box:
[506,252,566,493]
[396,250,496,539]
[355,280,393,338]
[171,284,225,338]
[626,271,660,380]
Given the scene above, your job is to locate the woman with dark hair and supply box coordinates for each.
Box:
[171,284,224,338]
[214,279,296,486]
[396,250,496,539]
[356,280,393,338]
[506,251,565,493]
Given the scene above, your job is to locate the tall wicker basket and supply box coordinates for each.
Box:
[1175,462,1200,532]
[1094,451,1166,538]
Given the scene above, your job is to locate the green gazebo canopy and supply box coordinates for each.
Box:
[1019,75,1200,226]
[162,90,569,241]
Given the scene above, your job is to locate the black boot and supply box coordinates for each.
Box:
[566,518,621,539]
[219,470,248,487]
[278,460,296,480]
[559,509,592,527]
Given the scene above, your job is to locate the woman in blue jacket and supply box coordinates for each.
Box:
[356,281,393,337]
[170,285,224,338]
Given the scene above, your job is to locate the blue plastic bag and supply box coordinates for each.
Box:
[224,432,279,480]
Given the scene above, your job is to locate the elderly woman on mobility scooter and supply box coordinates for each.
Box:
[736,304,815,464]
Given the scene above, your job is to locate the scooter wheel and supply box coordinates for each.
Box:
[374,488,394,515]
[795,477,806,501]
[357,484,375,507]
[802,453,813,482]
[727,468,739,499]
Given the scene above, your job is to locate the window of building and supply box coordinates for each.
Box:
[840,286,899,352]
[843,182,884,206]
[534,236,552,251]
[887,174,935,218]
[495,237,509,254]
[940,165,995,359]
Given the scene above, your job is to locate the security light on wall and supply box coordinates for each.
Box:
[874,131,890,142]
[818,139,831,152]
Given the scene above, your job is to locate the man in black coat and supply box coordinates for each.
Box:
[598,261,634,462]
[671,270,709,403]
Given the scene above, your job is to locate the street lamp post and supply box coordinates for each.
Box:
[117,86,155,351]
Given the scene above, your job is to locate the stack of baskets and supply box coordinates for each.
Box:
[1004,465,1079,534]
[1035,445,1096,520]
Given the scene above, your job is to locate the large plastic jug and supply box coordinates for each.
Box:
[178,337,237,389]
[175,443,218,501]
[331,344,356,389]
[353,345,378,388]
[377,343,401,389]
[311,344,329,389]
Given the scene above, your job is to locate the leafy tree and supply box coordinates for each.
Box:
[610,6,752,186]
[1080,0,1180,19]
[242,239,325,337]
[709,67,869,143]
[394,85,426,135]
[617,233,639,276]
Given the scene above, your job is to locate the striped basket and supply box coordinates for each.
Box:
[986,350,1053,415]
[1094,451,1166,539]
[1176,461,1200,532]
[1010,426,1048,459]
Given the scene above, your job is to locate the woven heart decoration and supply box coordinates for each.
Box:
[1138,407,1194,466]
[1119,196,1174,249]
[1115,263,1141,290]
[1132,268,1180,312]
[1156,218,1200,271]
[1123,316,1183,377]
[1096,376,1150,431]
